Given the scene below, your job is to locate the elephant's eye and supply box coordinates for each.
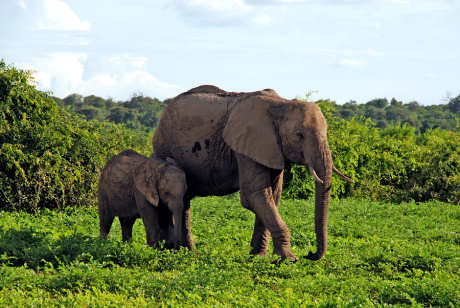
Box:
[296,132,304,140]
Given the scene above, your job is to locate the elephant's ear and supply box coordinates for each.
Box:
[134,161,159,207]
[223,97,284,170]
[166,157,179,166]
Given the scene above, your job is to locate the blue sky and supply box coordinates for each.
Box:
[1,0,459,104]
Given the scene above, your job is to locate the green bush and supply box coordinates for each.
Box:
[284,100,460,204]
[0,61,150,212]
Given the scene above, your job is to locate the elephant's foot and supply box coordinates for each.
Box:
[250,217,270,256]
[273,246,298,262]
[249,235,269,256]
[249,247,267,256]
[271,230,297,261]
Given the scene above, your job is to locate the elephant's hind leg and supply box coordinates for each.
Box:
[99,213,114,239]
[119,216,137,242]
[99,195,114,239]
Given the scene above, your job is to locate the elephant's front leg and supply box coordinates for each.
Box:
[135,191,160,247]
[249,170,283,256]
[237,154,297,261]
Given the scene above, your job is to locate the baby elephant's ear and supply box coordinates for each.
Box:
[134,161,159,207]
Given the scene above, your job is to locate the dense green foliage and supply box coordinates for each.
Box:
[0,61,151,212]
[284,100,460,204]
[335,96,459,133]
[53,92,166,131]
[0,197,458,306]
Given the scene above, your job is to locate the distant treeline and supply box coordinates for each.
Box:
[53,94,166,131]
[335,97,459,133]
[54,93,460,133]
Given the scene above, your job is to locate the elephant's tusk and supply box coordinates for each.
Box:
[308,165,324,184]
[333,166,353,183]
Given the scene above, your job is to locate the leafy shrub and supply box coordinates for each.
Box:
[284,100,460,204]
[0,61,150,212]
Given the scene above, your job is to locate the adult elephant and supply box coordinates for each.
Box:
[153,85,352,261]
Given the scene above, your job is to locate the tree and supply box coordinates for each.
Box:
[80,105,102,120]
[108,106,137,124]
[390,98,403,106]
[63,93,84,107]
[366,98,388,109]
[84,95,106,108]
[448,95,460,116]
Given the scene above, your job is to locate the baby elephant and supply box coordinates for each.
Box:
[98,149,187,249]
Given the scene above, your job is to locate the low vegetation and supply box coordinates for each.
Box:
[0,197,458,306]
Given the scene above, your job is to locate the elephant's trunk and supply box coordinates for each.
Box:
[306,141,332,261]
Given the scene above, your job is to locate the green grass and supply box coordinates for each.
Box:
[0,197,459,307]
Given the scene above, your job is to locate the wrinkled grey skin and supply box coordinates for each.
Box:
[153,85,352,260]
[98,150,187,249]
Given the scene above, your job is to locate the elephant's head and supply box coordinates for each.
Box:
[134,157,187,207]
[223,94,352,260]
[134,157,187,245]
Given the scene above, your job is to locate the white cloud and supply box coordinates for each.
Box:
[17,0,27,9]
[20,53,87,94]
[80,71,183,100]
[253,14,272,25]
[172,0,282,26]
[108,55,148,69]
[38,0,90,31]
[320,48,384,58]
[19,53,182,100]
[338,58,365,68]
[423,73,437,80]
[171,0,251,26]
[187,0,250,12]
[246,0,306,4]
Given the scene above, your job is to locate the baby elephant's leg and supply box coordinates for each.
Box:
[119,216,137,242]
[157,205,173,248]
[139,206,161,247]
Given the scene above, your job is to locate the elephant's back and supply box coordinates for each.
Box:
[153,93,239,196]
[99,150,145,201]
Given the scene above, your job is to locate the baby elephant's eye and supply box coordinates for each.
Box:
[296,132,304,140]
